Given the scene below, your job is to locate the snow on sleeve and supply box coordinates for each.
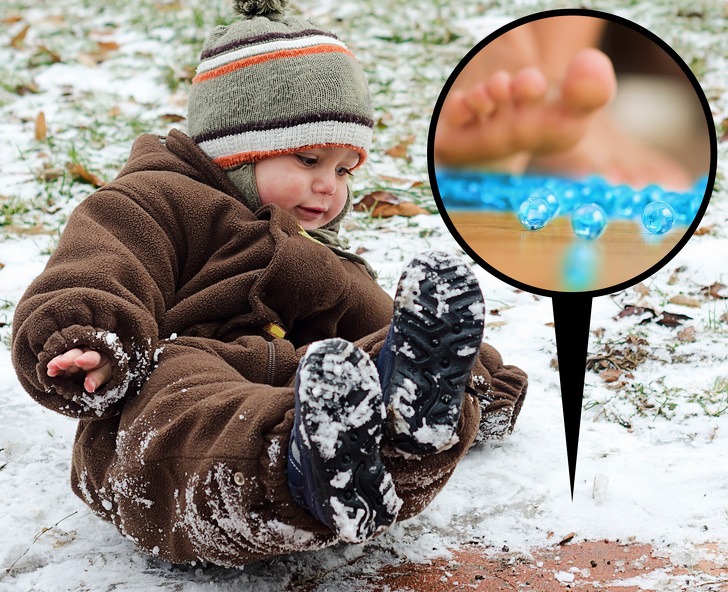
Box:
[69,331,131,416]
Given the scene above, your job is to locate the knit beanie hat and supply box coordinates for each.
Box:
[187,0,374,239]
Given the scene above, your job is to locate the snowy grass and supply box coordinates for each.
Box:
[1,0,727,590]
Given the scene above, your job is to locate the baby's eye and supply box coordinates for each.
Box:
[336,167,354,177]
[294,154,317,166]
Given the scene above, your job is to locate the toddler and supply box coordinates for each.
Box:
[12,0,527,567]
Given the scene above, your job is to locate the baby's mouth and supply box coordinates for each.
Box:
[295,206,326,219]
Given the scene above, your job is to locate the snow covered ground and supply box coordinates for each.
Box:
[1,0,727,590]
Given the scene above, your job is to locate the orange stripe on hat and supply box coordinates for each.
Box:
[193,44,354,84]
[213,144,368,170]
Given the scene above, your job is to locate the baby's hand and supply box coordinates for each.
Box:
[46,348,112,393]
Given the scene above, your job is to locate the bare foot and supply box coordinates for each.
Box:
[528,110,694,190]
[434,48,617,171]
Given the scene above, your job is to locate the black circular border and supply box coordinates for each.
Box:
[427,8,718,298]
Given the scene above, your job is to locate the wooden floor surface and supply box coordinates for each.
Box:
[448,210,686,292]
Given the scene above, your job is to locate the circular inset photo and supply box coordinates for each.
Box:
[429,9,716,296]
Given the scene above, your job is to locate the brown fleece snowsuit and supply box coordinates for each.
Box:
[11,130,528,567]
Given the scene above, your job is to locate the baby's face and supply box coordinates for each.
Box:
[254,147,360,230]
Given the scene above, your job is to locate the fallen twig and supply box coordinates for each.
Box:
[1,511,78,577]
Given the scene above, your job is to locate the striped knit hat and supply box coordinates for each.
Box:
[187,0,374,201]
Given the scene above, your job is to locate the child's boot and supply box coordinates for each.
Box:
[287,338,402,542]
[376,251,485,455]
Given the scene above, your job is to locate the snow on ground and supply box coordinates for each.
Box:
[1,0,727,590]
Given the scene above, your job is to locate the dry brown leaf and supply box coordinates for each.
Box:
[76,53,100,67]
[10,24,30,49]
[677,326,697,342]
[668,294,701,308]
[485,320,508,328]
[159,113,186,122]
[36,168,63,182]
[4,223,49,235]
[1,15,23,25]
[66,162,105,187]
[385,135,415,159]
[76,41,121,66]
[368,202,429,217]
[720,313,728,323]
[694,225,714,236]
[353,191,429,218]
[557,532,577,546]
[615,305,656,321]
[702,282,728,299]
[625,335,648,347]
[14,82,40,95]
[34,45,62,64]
[155,1,184,10]
[375,112,393,129]
[96,40,120,52]
[0,262,5,270]
[633,283,650,296]
[41,15,65,26]
[355,191,400,206]
[599,369,622,383]
[34,111,47,141]
[36,162,63,182]
[667,266,687,285]
[108,106,122,117]
[656,311,692,327]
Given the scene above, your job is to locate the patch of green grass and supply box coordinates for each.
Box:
[703,301,728,332]
[692,377,728,417]
[0,196,31,227]
[585,372,728,428]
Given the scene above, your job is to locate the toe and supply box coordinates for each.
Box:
[486,70,513,103]
[512,66,548,103]
[561,48,617,112]
[440,89,477,127]
[463,82,496,118]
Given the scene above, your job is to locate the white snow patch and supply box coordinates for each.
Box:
[330,470,351,489]
[267,437,281,466]
[412,422,459,452]
[457,345,477,357]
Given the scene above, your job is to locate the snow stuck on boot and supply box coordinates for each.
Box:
[385,251,486,455]
[296,338,402,543]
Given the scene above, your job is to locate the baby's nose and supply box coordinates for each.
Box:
[312,174,337,195]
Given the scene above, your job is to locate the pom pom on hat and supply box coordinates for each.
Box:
[233,0,288,18]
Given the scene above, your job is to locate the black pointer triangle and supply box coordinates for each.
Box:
[552,294,592,499]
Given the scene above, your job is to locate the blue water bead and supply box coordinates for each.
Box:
[614,189,648,219]
[527,187,560,216]
[577,182,596,204]
[588,185,618,214]
[600,184,632,216]
[642,201,676,235]
[436,174,482,208]
[572,203,607,240]
[517,196,551,230]
[693,175,709,194]
[557,186,581,215]
[660,191,696,225]
[641,184,665,203]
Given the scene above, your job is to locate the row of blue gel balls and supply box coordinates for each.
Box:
[435,170,708,239]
